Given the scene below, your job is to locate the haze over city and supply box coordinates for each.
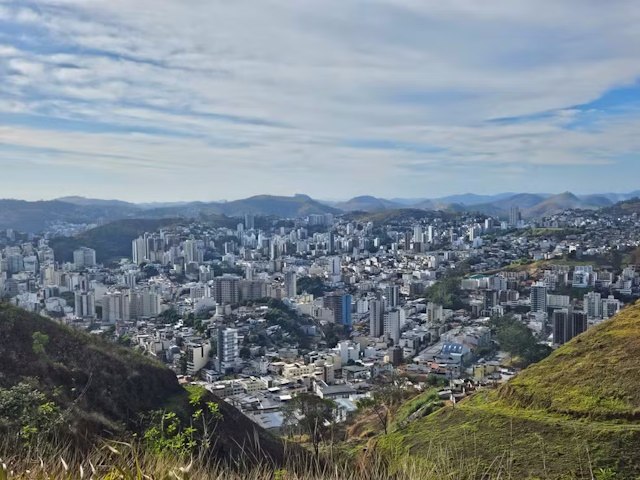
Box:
[2,0,640,201]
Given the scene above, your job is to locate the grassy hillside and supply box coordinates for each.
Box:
[379,302,640,479]
[0,304,289,463]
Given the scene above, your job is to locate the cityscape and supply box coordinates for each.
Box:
[1,196,639,439]
[3,0,640,478]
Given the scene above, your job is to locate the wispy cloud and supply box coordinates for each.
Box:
[1,0,640,200]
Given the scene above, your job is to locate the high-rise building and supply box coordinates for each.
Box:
[385,284,400,308]
[239,279,267,301]
[427,225,435,243]
[102,291,131,323]
[530,282,548,313]
[584,291,602,319]
[130,290,161,318]
[284,271,297,298]
[384,308,401,345]
[327,232,336,254]
[369,298,385,337]
[509,206,522,227]
[74,290,96,319]
[73,247,97,269]
[323,292,352,327]
[183,239,204,264]
[413,225,423,243]
[132,237,148,265]
[186,341,212,376]
[211,275,240,305]
[244,213,255,230]
[602,295,621,318]
[553,308,588,345]
[217,328,239,372]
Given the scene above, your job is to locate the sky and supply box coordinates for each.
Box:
[1,0,640,202]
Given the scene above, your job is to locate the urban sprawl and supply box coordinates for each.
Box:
[1,205,638,433]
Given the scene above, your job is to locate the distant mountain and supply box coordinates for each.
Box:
[335,196,401,212]
[600,191,640,203]
[524,191,605,217]
[603,198,640,216]
[2,191,638,232]
[0,199,140,232]
[411,199,466,212]
[434,192,519,206]
[0,195,339,232]
[56,196,138,208]
[217,194,340,217]
[577,194,614,208]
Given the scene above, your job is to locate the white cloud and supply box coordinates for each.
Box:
[0,0,640,200]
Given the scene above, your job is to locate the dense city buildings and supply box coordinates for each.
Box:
[1,201,639,432]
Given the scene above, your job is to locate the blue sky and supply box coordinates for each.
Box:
[1,0,640,202]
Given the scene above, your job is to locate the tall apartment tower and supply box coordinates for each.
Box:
[509,206,522,227]
[553,308,588,345]
[217,327,239,373]
[284,271,297,298]
[369,298,385,337]
[530,282,548,314]
[385,284,400,308]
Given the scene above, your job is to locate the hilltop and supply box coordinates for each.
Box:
[3,191,640,233]
[380,302,640,478]
[604,198,640,216]
[0,303,289,463]
[335,196,402,212]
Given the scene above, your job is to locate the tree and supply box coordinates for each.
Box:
[239,346,251,359]
[158,308,180,325]
[282,394,336,456]
[357,373,407,435]
[32,331,49,356]
[490,315,552,368]
[425,276,465,310]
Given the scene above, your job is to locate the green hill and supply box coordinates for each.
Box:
[49,218,184,264]
[0,303,289,463]
[604,198,640,216]
[380,302,640,478]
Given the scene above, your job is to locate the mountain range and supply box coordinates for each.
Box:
[1,190,639,232]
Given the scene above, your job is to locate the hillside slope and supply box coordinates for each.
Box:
[381,302,640,478]
[336,196,401,212]
[0,304,289,463]
[49,218,185,264]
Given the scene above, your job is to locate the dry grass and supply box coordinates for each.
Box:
[0,438,495,480]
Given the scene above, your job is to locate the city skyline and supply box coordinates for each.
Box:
[2,1,640,201]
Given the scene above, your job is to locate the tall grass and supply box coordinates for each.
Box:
[1,438,616,480]
[0,436,526,480]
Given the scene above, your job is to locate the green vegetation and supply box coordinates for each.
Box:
[283,393,337,456]
[490,315,552,368]
[424,275,465,310]
[261,298,316,349]
[49,218,182,264]
[377,302,640,479]
[0,303,290,464]
[356,374,408,435]
[4,302,640,478]
[297,276,329,297]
